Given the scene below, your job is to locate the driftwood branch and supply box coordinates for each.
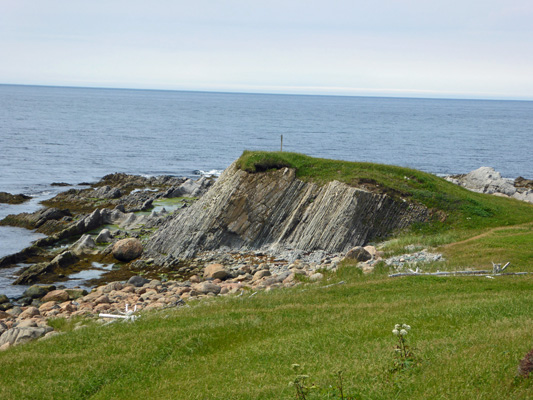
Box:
[390,261,523,278]
[319,280,346,289]
[389,270,527,278]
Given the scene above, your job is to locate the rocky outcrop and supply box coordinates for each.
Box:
[446,167,533,203]
[0,325,53,347]
[0,192,31,204]
[147,163,429,260]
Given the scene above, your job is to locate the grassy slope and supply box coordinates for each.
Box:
[236,151,533,231]
[2,152,533,399]
[2,270,533,399]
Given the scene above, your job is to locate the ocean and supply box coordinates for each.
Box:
[1,84,532,294]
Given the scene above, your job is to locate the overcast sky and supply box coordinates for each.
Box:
[1,0,532,99]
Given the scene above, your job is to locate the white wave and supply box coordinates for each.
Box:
[196,169,223,177]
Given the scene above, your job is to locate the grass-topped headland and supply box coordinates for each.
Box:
[236,151,533,235]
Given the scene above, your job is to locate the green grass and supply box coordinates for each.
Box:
[236,151,533,233]
[2,269,533,399]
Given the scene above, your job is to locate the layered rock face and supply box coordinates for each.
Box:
[147,163,429,259]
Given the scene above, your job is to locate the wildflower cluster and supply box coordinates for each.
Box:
[392,323,415,371]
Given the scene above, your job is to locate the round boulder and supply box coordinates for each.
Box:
[127,275,150,287]
[23,285,56,300]
[344,246,372,262]
[203,263,230,280]
[42,289,70,303]
[112,238,143,262]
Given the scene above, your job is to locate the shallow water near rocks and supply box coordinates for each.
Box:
[0,226,46,259]
[0,262,117,300]
[0,264,32,298]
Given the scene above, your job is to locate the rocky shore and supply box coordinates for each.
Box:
[0,242,393,350]
[1,162,530,350]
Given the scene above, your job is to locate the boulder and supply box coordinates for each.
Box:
[0,294,9,304]
[94,295,110,304]
[344,246,372,262]
[513,191,533,204]
[18,306,40,319]
[194,281,221,295]
[17,319,37,328]
[515,176,533,189]
[7,306,22,317]
[0,303,13,312]
[252,270,271,282]
[0,311,9,320]
[102,282,123,293]
[23,285,56,299]
[41,290,70,303]
[127,275,150,287]
[0,326,53,347]
[203,263,230,280]
[65,288,88,299]
[39,301,58,313]
[112,238,143,261]
[363,245,377,258]
[448,167,516,196]
[95,228,113,244]
[71,234,97,256]
[309,272,324,281]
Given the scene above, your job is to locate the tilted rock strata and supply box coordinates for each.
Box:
[147,163,429,259]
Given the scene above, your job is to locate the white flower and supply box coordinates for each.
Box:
[402,324,411,331]
[400,329,408,336]
[395,324,401,329]
[392,329,399,336]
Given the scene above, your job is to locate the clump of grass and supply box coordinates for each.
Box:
[518,349,533,378]
[289,364,357,399]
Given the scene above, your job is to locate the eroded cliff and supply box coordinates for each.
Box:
[146,162,429,259]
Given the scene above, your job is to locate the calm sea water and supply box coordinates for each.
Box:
[1,84,532,292]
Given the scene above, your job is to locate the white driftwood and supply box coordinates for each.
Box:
[319,280,346,289]
[99,304,139,322]
[389,270,527,278]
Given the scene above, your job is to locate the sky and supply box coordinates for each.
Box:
[1,0,532,100]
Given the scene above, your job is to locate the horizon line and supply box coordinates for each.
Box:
[1,82,532,102]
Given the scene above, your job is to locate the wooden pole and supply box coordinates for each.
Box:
[281,134,283,152]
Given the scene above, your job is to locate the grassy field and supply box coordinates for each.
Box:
[2,268,533,399]
[1,153,533,399]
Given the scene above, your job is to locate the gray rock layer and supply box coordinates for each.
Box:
[147,163,428,259]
